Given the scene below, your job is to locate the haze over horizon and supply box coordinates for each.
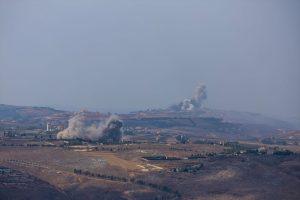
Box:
[1,0,300,120]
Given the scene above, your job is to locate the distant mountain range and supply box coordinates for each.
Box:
[0,104,297,130]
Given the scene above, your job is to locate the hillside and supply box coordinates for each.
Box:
[0,104,71,128]
[201,108,293,129]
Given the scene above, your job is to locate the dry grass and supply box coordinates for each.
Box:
[79,151,141,171]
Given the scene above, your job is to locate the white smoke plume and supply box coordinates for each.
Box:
[180,99,195,111]
[57,112,123,142]
[171,83,207,111]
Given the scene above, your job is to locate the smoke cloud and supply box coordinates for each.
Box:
[170,83,207,111]
[57,112,123,142]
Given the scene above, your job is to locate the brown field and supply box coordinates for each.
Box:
[1,140,300,200]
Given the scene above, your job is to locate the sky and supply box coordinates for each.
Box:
[0,0,299,120]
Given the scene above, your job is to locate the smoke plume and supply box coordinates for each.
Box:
[171,83,207,111]
[57,112,123,142]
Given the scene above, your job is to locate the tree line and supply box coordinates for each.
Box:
[73,168,181,198]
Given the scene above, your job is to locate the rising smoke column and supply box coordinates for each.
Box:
[171,83,207,111]
[57,112,123,142]
[190,83,207,108]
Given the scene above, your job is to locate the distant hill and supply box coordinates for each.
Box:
[0,104,71,128]
[200,108,293,130]
[0,104,66,120]
[137,107,293,130]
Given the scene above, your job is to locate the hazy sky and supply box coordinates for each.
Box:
[0,0,299,119]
